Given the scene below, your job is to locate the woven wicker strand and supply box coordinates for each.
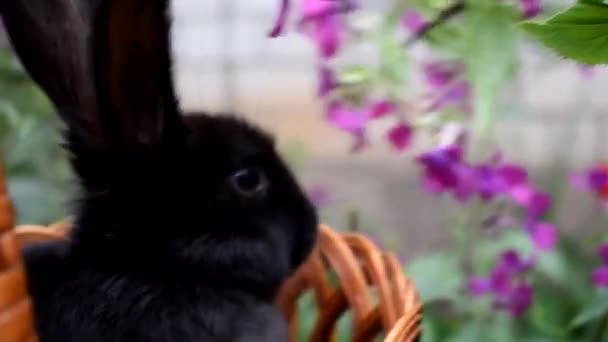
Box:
[0,164,38,342]
[276,225,422,342]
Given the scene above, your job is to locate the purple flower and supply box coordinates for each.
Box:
[592,244,608,287]
[300,0,356,21]
[418,146,556,250]
[306,14,344,58]
[429,82,471,112]
[571,164,608,204]
[422,61,470,112]
[325,101,368,132]
[468,277,490,297]
[443,81,470,103]
[308,184,330,208]
[387,123,412,151]
[505,283,534,316]
[469,250,536,316]
[510,185,551,219]
[324,100,402,152]
[325,101,371,151]
[423,62,459,89]
[490,266,514,295]
[416,145,464,192]
[528,191,551,219]
[269,0,291,37]
[318,64,337,96]
[593,265,608,287]
[371,100,396,118]
[402,9,426,34]
[520,0,541,18]
[599,244,608,264]
[526,222,558,251]
[589,167,608,191]
[498,164,528,188]
[477,166,501,201]
[298,0,357,59]
[454,165,477,202]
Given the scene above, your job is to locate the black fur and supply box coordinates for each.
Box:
[1,0,317,341]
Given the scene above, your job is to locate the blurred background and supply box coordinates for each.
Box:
[3,0,603,255]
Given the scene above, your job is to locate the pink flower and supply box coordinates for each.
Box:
[469,250,536,316]
[387,123,413,151]
[599,244,608,264]
[593,265,608,287]
[422,61,471,113]
[423,62,460,89]
[298,0,357,59]
[416,145,464,193]
[325,101,367,132]
[402,9,426,34]
[504,283,534,316]
[468,277,490,297]
[300,0,342,20]
[592,244,608,287]
[325,102,370,152]
[269,0,291,37]
[526,222,558,251]
[510,185,551,219]
[571,164,608,204]
[520,0,541,18]
[370,100,396,118]
[318,64,337,96]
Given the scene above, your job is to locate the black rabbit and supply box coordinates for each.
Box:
[0,0,317,341]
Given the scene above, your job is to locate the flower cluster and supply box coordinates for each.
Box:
[270,0,553,317]
[416,145,557,249]
[416,144,557,315]
[571,163,608,208]
[468,250,535,316]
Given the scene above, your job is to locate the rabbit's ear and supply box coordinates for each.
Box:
[0,0,104,142]
[93,0,182,146]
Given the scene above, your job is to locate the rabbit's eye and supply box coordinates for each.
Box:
[229,167,268,198]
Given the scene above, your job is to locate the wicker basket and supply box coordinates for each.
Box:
[1,166,422,341]
[0,164,38,342]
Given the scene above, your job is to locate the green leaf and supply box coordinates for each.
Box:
[424,23,467,58]
[528,276,574,338]
[464,1,518,146]
[570,289,608,329]
[521,0,608,65]
[406,252,463,302]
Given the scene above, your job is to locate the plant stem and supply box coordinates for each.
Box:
[347,208,360,232]
[405,0,466,47]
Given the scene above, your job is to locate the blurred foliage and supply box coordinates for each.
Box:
[0,48,71,224]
